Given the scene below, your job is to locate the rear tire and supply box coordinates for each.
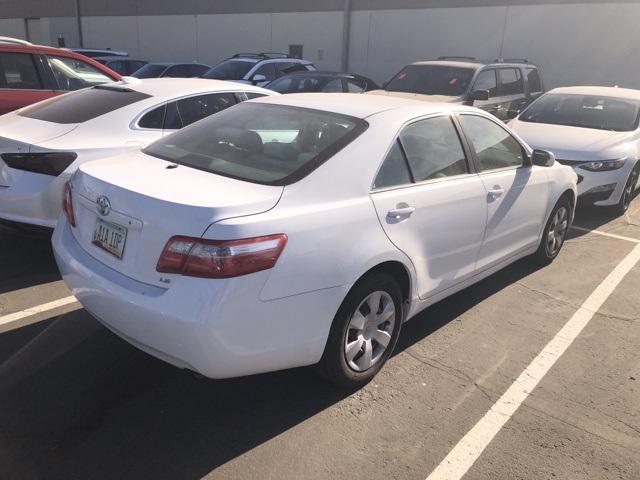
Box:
[534,197,572,265]
[316,273,403,389]
[614,163,640,216]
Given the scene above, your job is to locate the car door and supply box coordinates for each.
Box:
[0,51,51,114]
[370,115,488,300]
[458,113,549,271]
[498,68,527,120]
[469,68,503,118]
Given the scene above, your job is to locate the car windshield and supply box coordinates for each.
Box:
[385,65,475,96]
[143,103,368,185]
[519,93,640,132]
[131,64,167,78]
[202,60,255,80]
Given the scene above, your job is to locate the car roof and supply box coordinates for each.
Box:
[250,92,476,119]
[281,71,355,78]
[547,86,640,101]
[116,78,274,100]
[410,59,536,69]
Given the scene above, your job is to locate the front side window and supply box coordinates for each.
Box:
[399,116,468,181]
[176,92,237,127]
[18,85,150,124]
[459,115,525,170]
[253,63,277,81]
[143,103,367,185]
[47,55,113,91]
[473,69,497,97]
[519,93,640,132]
[202,60,254,80]
[499,68,524,96]
[385,65,474,96]
[0,52,41,89]
[106,61,127,75]
[526,68,542,93]
[131,64,167,79]
[347,79,365,93]
[322,79,344,93]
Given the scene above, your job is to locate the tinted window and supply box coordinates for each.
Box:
[138,104,166,129]
[187,64,209,77]
[176,92,236,127]
[459,115,524,170]
[499,68,523,95]
[131,64,168,79]
[163,101,182,130]
[473,69,497,97]
[526,68,542,93]
[244,92,268,99]
[276,62,308,76]
[0,52,41,89]
[129,61,147,75]
[105,61,127,75]
[400,116,468,181]
[373,140,412,189]
[47,55,113,91]
[347,79,365,93]
[519,93,640,132]
[18,86,150,124]
[164,65,190,78]
[202,60,255,80]
[143,103,367,185]
[322,79,344,92]
[385,65,474,96]
[268,75,321,93]
[254,63,277,81]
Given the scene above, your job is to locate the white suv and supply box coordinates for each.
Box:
[202,53,315,87]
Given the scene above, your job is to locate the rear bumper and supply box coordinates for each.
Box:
[52,217,349,379]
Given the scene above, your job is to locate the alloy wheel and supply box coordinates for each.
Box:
[546,206,569,256]
[344,291,396,372]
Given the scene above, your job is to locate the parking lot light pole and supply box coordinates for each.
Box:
[341,0,351,72]
[75,0,84,47]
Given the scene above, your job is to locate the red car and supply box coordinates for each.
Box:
[0,40,121,115]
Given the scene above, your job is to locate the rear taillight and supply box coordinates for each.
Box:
[62,181,76,227]
[1,152,77,176]
[156,234,288,279]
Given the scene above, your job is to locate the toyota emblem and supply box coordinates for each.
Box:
[96,195,111,216]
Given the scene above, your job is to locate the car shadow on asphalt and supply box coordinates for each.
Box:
[0,255,546,480]
[0,226,60,294]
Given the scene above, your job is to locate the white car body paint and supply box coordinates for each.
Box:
[52,93,577,379]
[510,86,640,207]
[0,78,276,228]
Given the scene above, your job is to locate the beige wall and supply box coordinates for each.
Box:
[3,2,640,89]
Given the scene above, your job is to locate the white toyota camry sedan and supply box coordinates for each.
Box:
[0,78,275,229]
[52,94,577,387]
[510,86,640,214]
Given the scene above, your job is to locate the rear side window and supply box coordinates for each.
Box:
[143,103,368,185]
[473,69,497,97]
[399,116,468,181]
[322,79,344,92]
[0,52,42,89]
[526,68,542,93]
[18,86,151,124]
[47,55,113,91]
[244,92,268,99]
[347,79,365,93]
[176,92,237,127]
[499,68,524,95]
[373,140,412,189]
[138,104,166,129]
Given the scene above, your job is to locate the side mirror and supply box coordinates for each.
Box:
[251,74,267,85]
[531,149,555,167]
[470,89,490,101]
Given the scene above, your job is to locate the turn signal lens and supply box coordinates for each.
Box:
[156,234,288,278]
[62,181,76,227]
[1,152,77,176]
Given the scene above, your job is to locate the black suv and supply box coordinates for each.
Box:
[377,57,544,121]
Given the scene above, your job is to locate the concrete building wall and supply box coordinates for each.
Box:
[1,1,640,89]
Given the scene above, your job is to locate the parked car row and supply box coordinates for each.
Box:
[0,37,638,389]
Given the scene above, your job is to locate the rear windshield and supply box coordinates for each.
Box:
[385,65,475,96]
[519,93,640,132]
[143,102,368,185]
[202,60,255,80]
[18,86,151,124]
[131,64,167,78]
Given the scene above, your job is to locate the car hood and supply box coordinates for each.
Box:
[366,90,460,103]
[510,119,636,161]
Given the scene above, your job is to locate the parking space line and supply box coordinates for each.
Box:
[425,242,640,480]
[570,225,640,244]
[0,296,79,333]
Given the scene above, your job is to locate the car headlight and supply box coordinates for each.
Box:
[579,158,626,172]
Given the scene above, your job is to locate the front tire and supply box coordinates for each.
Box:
[614,163,640,216]
[534,197,572,265]
[317,273,403,388]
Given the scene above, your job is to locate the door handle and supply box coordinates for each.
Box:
[487,185,504,199]
[387,204,416,219]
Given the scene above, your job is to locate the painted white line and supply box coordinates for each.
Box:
[0,296,79,333]
[425,242,640,480]
[570,225,640,244]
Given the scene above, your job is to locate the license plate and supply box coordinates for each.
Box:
[92,218,128,259]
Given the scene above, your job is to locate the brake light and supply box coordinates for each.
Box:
[62,181,76,227]
[1,152,77,176]
[156,234,288,279]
